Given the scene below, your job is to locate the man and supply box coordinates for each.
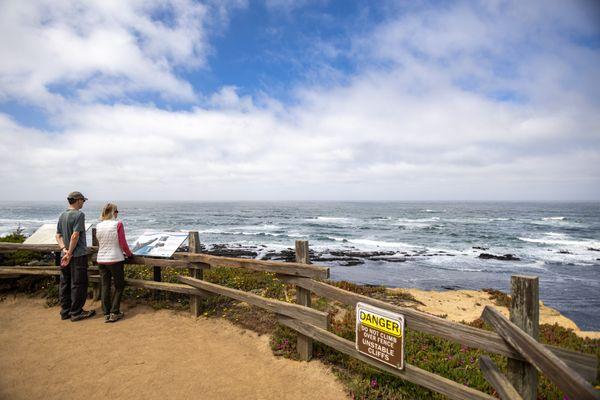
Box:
[55,191,96,321]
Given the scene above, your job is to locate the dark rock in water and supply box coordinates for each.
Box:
[207,244,257,258]
[279,249,297,262]
[313,256,364,265]
[557,250,572,254]
[329,250,396,258]
[588,247,600,252]
[478,253,520,261]
[370,257,407,263]
[472,246,489,250]
[209,248,258,258]
[341,260,363,266]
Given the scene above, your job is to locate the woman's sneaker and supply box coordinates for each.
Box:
[108,312,124,323]
[104,314,111,323]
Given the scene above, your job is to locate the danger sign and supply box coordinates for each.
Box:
[356,302,405,369]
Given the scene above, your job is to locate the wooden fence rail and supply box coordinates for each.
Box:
[478,356,523,400]
[278,316,496,400]
[1,240,598,400]
[483,306,600,400]
[279,275,597,381]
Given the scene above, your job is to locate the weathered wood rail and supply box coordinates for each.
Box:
[1,239,598,400]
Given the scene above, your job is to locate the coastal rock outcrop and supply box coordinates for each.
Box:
[478,253,520,261]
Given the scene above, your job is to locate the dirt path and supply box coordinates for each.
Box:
[0,296,348,400]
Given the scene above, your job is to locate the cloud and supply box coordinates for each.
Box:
[0,0,245,107]
[0,0,599,200]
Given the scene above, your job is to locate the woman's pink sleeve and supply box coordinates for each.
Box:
[117,221,133,257]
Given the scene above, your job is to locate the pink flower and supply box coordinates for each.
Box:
[370,378,378,389]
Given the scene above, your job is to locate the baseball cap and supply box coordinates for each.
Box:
[67,191,88,201]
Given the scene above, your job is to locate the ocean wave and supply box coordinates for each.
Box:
[308,216,355,224]
[392,217,442,230]
[348,238,420,249]
[287,231,309,238]
[517,235,599,249]
[516,236,600,266]
[234,224,282,231]
[542,216,566,221]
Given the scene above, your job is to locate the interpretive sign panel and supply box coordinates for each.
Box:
[24,223,93,245]
[131,232,188,258]
[355,302,405,370]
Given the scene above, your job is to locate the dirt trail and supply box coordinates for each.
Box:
[0,296,348,400]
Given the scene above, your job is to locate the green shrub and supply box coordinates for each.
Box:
[0,227,43,266]
[0,226,26,243]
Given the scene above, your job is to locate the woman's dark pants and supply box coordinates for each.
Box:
[99,262,125,315]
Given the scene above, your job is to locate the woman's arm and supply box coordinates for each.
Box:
[117,221,133,257]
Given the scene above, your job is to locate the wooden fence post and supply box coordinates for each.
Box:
[507,275,539,400]
[188,231,203,317]
[295,240,313,361]
[152,266,162,300]
[91,228,100,301]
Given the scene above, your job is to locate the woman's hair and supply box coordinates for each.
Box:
[100,203,118,221]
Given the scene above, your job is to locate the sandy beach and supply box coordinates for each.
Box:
[0,296,348,400]
[396,288,600,339]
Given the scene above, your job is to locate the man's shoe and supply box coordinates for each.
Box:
[71,309,96,322]
[61,314,70,320]
[104,314,111,323]
[108,312,124,323]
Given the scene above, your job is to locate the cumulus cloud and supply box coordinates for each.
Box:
[0,0,243,106]
[0,0,599,200]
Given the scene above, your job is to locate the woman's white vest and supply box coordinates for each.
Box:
[96,220,124,263]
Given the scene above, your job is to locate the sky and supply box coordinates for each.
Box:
[0,0,599,201]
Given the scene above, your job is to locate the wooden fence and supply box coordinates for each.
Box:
[0,235,598,400]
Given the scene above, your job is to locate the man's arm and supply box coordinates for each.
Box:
[56,217,65,250]
[55,233,66,251]
[66,231,80,255]
[61,231,80,266]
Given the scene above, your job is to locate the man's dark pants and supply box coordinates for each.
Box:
[99,262,125,315]
[59,255,89,318]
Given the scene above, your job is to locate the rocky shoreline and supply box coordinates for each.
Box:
[189,242,522,266]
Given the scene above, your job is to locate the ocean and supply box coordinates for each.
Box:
[1,201,599,330]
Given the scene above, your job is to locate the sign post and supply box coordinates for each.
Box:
[356,302,405,370]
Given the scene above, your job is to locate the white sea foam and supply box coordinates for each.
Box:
[393,217,441,229]
[348,238,420,250]
[518,235,599,248]
[542,216,566,221]
[308,216,355,224]
[287,231,309,238]
[234,224,282,231]
[517,233,600,265]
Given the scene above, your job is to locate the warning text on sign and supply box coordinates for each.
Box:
[355,303,405,370]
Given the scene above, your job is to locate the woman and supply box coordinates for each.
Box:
[96,203,133,323]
